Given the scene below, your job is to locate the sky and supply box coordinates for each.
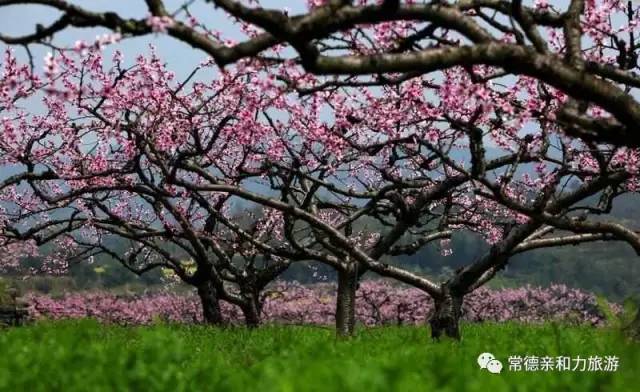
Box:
[0,1,312,203]
[0,0,308,80]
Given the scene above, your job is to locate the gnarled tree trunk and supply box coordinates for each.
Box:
[240,293,261,328]
[335,266,357,337]
[429,289,463,340]
[197,280,224,326]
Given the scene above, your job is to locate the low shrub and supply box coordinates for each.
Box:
[26,282,617,326]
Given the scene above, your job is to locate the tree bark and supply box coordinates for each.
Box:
[335,266,357,337]
[626,309,640,341]
[429,289,463,340]
[196,280,224,326]
[240,294,261,328]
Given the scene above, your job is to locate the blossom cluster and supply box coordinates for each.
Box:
[26,282,615,326]
[146,15,175,33]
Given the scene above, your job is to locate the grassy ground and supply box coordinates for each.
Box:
[0,321,637,391]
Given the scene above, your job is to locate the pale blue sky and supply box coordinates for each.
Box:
[0,1,307,79]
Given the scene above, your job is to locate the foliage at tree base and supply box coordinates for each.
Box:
[26,282,616,326]
[624,311,640,341]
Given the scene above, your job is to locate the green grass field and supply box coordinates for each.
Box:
[0,321,637,391]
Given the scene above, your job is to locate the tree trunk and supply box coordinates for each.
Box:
[197,280,224,326]
[335,266,357,337]
[626,309,640,341]
[429,289,463,340]
[241,295,261,328]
